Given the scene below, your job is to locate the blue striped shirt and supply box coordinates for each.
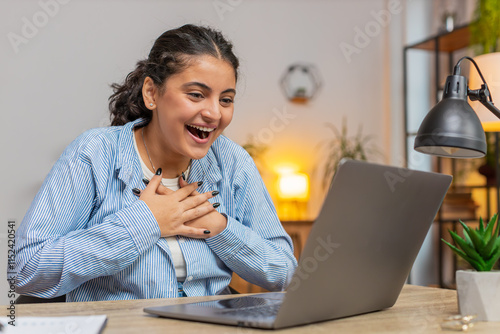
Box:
[14,118,297,301]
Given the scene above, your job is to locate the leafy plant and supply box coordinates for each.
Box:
[442,214,500,271]
[320,118,380,189]
[470,0,500,54]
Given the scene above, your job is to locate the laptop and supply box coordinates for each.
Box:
[144,159,452,329]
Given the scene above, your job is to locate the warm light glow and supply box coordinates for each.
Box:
[482,121,500,132]
[469,53,500,131]
[277,172,309,200]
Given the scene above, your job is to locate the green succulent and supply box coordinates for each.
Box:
[442,214,500,271]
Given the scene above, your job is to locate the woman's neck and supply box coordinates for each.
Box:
[134,126,191,178]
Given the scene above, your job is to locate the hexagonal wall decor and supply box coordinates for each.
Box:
[280,63,322,103]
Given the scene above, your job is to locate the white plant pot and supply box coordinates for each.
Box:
[456,270,500,321]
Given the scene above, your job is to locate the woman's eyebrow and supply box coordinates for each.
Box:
[182,82,236,95]
[182,82,211,92]
[222,88,236,95]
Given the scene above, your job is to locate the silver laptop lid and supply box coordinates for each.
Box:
[274,159,452,328]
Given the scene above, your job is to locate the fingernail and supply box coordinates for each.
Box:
[213,202,220,208]
[204,230,211,234]
[197,181,203,186]
[132,188,141,195]
[142,178,150,185]
[182,172,186,181]
[212,190,219,196]
[156,168,162,175]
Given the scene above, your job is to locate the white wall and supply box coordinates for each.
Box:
[0,0,403,304]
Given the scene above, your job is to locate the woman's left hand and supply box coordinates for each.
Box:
[177,177,228,236]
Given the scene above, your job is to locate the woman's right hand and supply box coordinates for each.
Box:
[138,172,217,238]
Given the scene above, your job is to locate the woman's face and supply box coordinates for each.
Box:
[151,55,236,161]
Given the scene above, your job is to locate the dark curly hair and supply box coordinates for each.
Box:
[108,24,239,126]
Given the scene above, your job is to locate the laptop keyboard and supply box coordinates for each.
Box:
[219,303,281,318]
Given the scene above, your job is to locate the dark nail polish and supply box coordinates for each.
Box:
[212,191,219,196]
[204,230,211,234]
[142,178,150,185]
[132,188,141,195]
[156,168,162,175]
[213,202,220,208]
[197,181,203,186]
[182,172,186,181]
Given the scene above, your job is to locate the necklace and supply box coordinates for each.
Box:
[141,127,157,173]
[141,127,191,178]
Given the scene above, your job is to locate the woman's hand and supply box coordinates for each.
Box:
[178,176,228,236]
[136,172,219,239]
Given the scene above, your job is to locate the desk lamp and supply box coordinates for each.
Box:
[414,56,500,158]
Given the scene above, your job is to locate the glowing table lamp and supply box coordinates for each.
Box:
[277,171,310,220]
[278,172,310,200]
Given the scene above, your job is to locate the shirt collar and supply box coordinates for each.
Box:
[116,118,222,185]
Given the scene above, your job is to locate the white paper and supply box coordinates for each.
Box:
[0,315,107,334]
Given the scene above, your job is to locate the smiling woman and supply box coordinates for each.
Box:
[13,24,297,302]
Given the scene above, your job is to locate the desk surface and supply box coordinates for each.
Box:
[11,285,500,333]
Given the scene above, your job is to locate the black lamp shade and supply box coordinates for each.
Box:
[414,75,487,158]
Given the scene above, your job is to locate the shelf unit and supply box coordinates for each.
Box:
[403,24,499,288]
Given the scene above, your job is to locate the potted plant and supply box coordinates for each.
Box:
[319,118,379,189]
[442,214,500,321]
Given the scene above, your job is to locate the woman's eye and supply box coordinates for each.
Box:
[188,92,204,99]
[220,98,234,106]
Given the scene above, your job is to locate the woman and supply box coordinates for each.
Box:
[14,24,297,302]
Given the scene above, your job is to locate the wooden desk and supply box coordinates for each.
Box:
[8,285,500,333]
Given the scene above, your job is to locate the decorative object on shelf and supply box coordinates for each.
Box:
[440,191,479,222]
[320,118,380,189]
[441,214,500,321]
[280,63,321,104]
[441,12,456,32]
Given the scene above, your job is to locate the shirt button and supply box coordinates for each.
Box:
[186,276,193,281]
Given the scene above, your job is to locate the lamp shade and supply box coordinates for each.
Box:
[469,53,500,132]
[414,74,487,158]
[277,172,309,200]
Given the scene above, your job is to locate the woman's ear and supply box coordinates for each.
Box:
[142,77,157,110]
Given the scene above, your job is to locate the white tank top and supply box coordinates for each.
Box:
[132,130,188,282]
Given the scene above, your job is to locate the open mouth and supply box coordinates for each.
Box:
[186,124,215,140]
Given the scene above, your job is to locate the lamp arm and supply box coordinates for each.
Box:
[478,99,500,120]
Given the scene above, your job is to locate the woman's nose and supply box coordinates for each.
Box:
[201,100,222,120]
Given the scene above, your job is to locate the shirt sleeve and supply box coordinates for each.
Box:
[205,156,298,291]
[14,138,161,298]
